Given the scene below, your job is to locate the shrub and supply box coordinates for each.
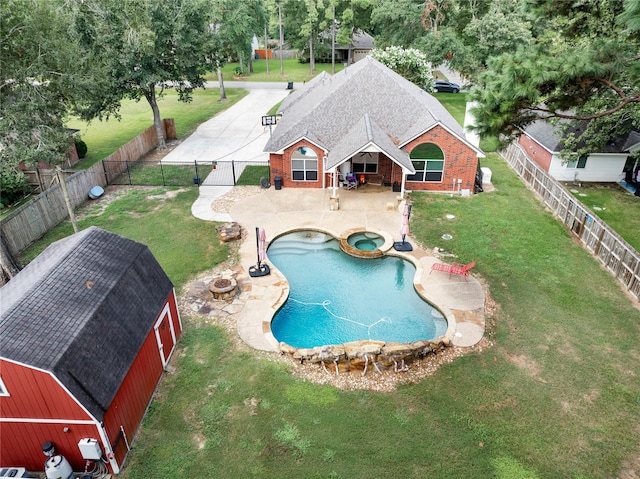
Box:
[74,138,88,159]
[0,166,29,207]
[371,46,434,88]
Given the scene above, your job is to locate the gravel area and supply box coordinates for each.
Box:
[210,185,263,214]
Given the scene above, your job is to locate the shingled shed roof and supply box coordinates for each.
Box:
[264,56,479,162]
[0,226,174,420]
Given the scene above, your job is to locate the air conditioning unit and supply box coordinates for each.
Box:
[0,467,31,478]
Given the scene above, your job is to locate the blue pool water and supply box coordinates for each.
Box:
[267,231,447,348]
[347,231,384,250]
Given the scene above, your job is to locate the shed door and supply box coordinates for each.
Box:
[154,303,176,367]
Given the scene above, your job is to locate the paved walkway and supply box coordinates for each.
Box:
[165,86,486,352]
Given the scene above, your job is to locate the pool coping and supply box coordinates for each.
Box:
[235,225,484,353]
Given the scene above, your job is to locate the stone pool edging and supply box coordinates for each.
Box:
[279,337,450,373]
[338,227,392,258]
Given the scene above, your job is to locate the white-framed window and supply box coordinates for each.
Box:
[566,155,587,169]
[291,147,318,181]
[407,143,445,182]
[352,152,378,173]
[0,375,9,397]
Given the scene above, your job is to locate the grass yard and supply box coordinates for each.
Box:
[18,68,639,477]
[566,183,640,251]
[22,152,640,478]
[206,58,346,83]
[66,88,248,167]
[236,165,271,186]
[434,92,468,126]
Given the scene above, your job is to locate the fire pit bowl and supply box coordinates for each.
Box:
[208,277,238,300]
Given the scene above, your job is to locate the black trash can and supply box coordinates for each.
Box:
[274,176,283,190]
[287,81,293,90]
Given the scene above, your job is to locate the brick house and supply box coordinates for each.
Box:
[264,56,484,198]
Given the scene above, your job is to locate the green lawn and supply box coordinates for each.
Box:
[20,187,226,287]
[435,92,468,126]
[21,153,640,478]
[18,67,640,478]
[66,88,248,167]
[566,183,640,251]
[207,58,346,83]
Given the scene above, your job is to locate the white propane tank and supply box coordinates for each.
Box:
[45,455,73,479]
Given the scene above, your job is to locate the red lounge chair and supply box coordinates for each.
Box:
[430,260,476,281]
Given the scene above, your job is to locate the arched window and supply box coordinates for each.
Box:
[407,143,444,182]
[291,146,318,181]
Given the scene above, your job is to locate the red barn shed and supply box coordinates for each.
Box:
[0,226,181,475]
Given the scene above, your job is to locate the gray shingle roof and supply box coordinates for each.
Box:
[623,131,640,152]
[264,56,476,164]
[0,227,174,420]
[350,31,374,49]
[326,114,412,171]
[524,119,640,154]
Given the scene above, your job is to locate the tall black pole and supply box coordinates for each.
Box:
[255,227,261,267]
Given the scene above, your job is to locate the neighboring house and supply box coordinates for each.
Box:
[0,227,181,474]
[264,56,485,197]
[518,119,640,184]
[334,31,375,64]
[307,30,375,65]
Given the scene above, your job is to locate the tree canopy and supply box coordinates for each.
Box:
[371,46,433,89]
[470,0,639,153]
[73,0,215,149]
[0,0,84,203]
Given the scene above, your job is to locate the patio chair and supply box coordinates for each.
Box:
[345,174,357,190]
[430,260,476,281]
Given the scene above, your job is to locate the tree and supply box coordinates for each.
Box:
[461,6,532,69]
[0,0,82,203]
[421,0,449,33]
[371,46,433,89]
[73,0,214,149]
[369,0,427,47]
[208,0,265,100]
[329,0,375,66]
[470,0,640,153]
[281,0,323,68]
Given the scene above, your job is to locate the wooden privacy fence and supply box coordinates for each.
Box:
[502,142,640,300]
[1,120,175,256]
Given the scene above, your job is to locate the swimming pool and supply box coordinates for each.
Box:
[267,230,447,349]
